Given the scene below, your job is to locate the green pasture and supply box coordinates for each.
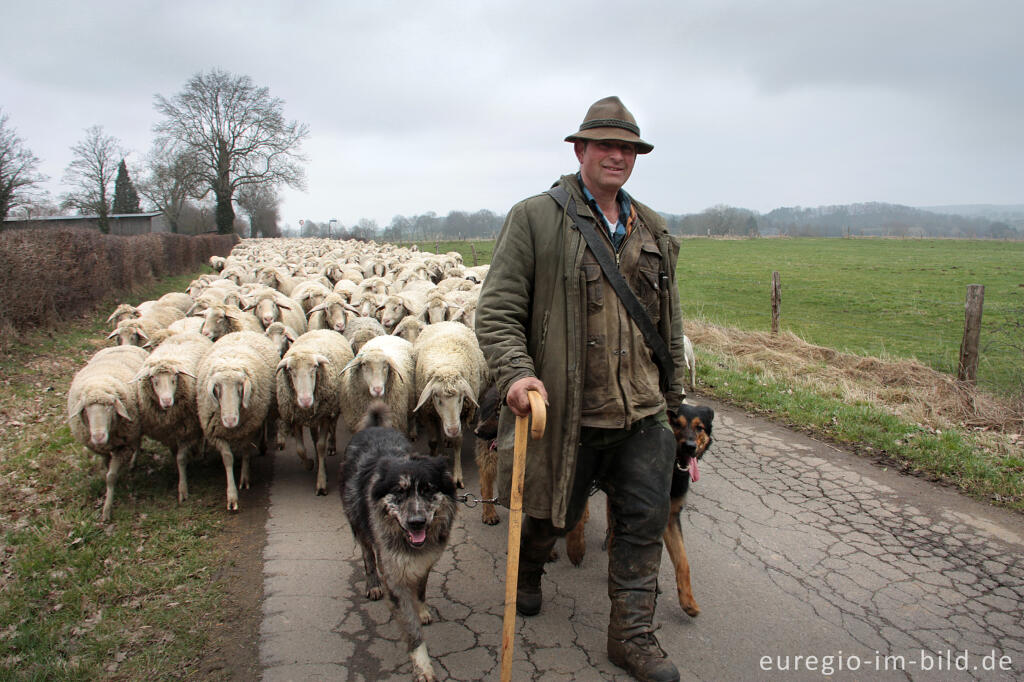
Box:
[419,237,1023,396]
[670,238,1024,396]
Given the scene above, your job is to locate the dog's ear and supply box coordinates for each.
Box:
[697,406,715,435]
[434,459,456,498]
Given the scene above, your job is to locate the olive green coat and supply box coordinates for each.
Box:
[475,174,686,528]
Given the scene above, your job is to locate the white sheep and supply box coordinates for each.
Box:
[264,321,299,357]
[245,289,308,335]
[132,332,213,503]
[108,302,184,346]
[197,331,280,511]
[339,334,415,437]
[199,302,264,341]
[209,255,227,272]
[67,345,148,521]
[276,330,354,495]
[683,334,697,390]
[342,316,386,354]
[412,321,488,489]
[391,315,425,344]
[289,280,332,315]
[307,293,357,333]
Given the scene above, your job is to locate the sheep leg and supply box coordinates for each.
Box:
[275,417,287,450]
[101,449,126,522]
[214,439,239,511]
[314,420,329,496]
[239,450,252,490]
[176,443,191,503]
[450,435,464,489]
[294,424,313,470]
[127,447,139,471]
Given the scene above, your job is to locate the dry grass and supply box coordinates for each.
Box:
[689,319,1024,435]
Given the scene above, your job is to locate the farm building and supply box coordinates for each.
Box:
[2,212,170,235]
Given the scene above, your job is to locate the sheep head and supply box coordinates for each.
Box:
[278,354,329,409]
[414,375,478,438]
[70,395,132,447]
[206,368,250,429]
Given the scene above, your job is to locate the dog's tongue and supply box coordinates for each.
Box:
[689,458,700,483]
[408,529,427,544]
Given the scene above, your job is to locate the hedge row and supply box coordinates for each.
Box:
[0,228,238,334]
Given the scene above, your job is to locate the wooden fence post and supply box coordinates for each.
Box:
[770,271,781,335]
[957,284,985,384]
[470,243,478,266]
[435,240,440,254]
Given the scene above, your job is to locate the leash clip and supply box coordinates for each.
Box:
[456,493,498,508]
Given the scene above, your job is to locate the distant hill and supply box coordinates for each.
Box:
[661,202,1021,239]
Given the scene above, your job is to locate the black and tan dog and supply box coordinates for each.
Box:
[340,402,457,682]
[565,402,714,617]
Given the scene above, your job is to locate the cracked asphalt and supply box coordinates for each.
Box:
[259,395,1024,681]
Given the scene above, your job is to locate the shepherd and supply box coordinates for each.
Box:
[476,96,688,681]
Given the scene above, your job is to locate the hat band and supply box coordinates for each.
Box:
[578,118,640,135]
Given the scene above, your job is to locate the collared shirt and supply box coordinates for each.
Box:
[577,172,635,250]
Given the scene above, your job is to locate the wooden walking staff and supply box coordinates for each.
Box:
[501,389,546,682]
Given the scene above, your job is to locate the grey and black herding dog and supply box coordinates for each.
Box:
[339,402,457,682]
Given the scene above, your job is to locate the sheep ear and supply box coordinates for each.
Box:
[413,378,436,412]
[308,302,326,315]
[207,379,219,403]
[387,358,407,384]
[136,329,150,343]
[459,378,479,408]
[107,330,119,340]
[340,357,360,375]
[129,368,147,383]
[242,377,253,409]
[69,396,86,417]
[114,397,132,421]
[242,302,255,311]
[276,357,290,373]
[106,310,121,323]
[278,300,293,310]
[313,354,330,367]
[177,368,197,380]
[448,306,465,322]
[344,303,361,315]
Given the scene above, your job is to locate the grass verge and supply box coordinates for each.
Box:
[694,341,1024,512]
[0,271,237,680]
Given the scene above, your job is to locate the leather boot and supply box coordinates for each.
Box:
[607,538,679,681]
[516,517,557,616]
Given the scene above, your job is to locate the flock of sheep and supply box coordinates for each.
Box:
[67,239,491,521]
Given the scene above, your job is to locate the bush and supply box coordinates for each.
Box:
[0,228,238,333]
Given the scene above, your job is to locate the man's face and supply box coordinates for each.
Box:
[575,140,637,196]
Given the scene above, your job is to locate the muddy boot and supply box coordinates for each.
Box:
[607,591,679,682]
[516,516,557,616]
[607,536,678,681]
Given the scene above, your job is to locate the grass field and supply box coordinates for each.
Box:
[673,237,1024,397]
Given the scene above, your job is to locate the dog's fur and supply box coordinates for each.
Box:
[564,402,714,617]
[340,402,457,682]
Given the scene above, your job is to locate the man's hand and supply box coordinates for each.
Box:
[506,376,548,417]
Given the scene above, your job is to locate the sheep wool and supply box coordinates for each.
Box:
[197,331,280,511]
[67,345,148,521]
[133,332,213,503]
[276,330,354,495]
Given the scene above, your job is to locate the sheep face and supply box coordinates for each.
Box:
[149,371,180,410]
[72,398,131,448]
[379,298,408,331]
[200,307,232,341]
[424,300,447,324]
[415,377,479,439]
[108,323,148,347]
[265,324,296,356]
[207,370,251,429]
[252,298,282,329]
[279,355,328,409]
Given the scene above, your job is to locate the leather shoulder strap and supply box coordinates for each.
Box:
[546,187,674,392]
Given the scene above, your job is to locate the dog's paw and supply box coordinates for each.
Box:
[418,604,434,625]
[367,586,384,600]
[481,507,500,525]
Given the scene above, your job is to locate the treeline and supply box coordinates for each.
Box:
[284,209,507,241]
[662,202,1023,239]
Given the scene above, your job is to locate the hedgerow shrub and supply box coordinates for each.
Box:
[0,228,237,334]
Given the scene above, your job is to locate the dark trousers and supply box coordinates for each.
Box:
[520,413,676,638]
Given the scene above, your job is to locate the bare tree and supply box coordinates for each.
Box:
[61,125,122,233]
[0,110,47,222]
[236,183,281,238]
[153,69,309,234]
[138,143,202,233]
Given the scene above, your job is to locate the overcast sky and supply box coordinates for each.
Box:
[2,0,1021,229]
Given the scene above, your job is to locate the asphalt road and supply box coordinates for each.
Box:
[259,396,1024,681]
